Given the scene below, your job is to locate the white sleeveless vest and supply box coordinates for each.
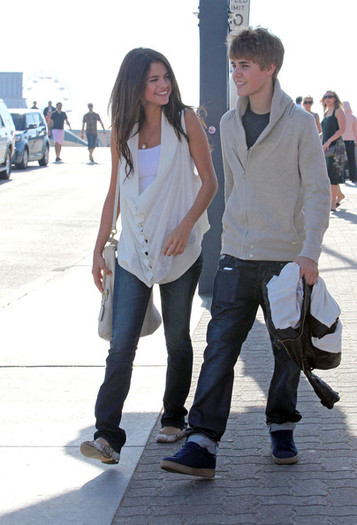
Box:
[117,111,209,287]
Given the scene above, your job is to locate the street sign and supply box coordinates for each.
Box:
[229,0,250,31]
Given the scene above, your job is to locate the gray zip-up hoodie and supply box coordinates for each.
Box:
[220,80,330,263]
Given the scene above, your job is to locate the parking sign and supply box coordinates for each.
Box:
[229,0,250,30]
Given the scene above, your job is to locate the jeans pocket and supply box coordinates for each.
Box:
[213,265,240,304]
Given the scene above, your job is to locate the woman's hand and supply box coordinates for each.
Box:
[92,251,112,293]
[163,221,192,256]
[322,140,331,151]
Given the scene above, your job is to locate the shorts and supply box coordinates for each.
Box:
[52,129,65,145]
[86,133,98,150]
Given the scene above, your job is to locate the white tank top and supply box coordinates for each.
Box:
[138,145,161,194]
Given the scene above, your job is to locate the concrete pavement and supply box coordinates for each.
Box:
[0,253,204,525]
[0,179,356,525]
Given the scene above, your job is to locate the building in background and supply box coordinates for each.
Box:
[0,72,89,147]
[0,73,27,108]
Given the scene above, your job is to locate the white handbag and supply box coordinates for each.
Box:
[97,170,162,341]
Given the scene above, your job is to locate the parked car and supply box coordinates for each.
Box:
[0,99,16,179]
[10,109,50,169]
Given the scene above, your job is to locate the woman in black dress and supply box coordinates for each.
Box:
[321,90,346,211]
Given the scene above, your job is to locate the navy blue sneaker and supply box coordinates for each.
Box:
[271,430,299,465]
[160,441,216,478]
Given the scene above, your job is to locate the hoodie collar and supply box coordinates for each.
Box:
[235,79,294,148]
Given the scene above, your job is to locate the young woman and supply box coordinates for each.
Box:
[80,48,217,464]
[342,101,357,183]
[302,96,322,133]
[321,90,346,210]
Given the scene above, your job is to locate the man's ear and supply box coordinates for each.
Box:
[265,64,276,77]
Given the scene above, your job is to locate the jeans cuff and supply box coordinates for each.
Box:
[187,434,218,455]
[268,422,296,433]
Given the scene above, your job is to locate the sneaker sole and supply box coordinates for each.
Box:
[272,453,299,465]
[80,442,120,464]
[160,460,215,478]
[156,431,185,443]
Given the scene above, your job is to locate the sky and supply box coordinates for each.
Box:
[2,0,356,128]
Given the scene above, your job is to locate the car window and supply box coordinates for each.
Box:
[38,112,46,127]
[11,113,26,131]
[0,115,4,127]
[33,112,43,127]
[26,113,36,128]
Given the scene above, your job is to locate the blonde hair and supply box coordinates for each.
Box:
[321,90,342,112]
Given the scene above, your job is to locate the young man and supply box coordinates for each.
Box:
[160,27,331,478]
[50,102,71,162]
[81,103,106,163]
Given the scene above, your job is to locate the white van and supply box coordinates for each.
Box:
[0,99,16,179]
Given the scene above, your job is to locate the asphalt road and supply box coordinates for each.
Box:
[0,147,111,305]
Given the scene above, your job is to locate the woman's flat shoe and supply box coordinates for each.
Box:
[156,426,185,443]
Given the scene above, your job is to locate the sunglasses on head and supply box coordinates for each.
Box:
[303,100,313,104]
[324,95,335,99]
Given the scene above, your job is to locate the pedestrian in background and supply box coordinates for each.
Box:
[342,101,357,183]
[43,101,55,121]
[43,101,55,119]
[321,90,346,210]
[302,96,322,133]
[81,103,106,163]
[80,47,217,465]
[49,102,71,162]
[161,26,330,479]
[43,101,55,138]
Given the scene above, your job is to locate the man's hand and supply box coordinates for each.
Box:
[294,256,318,285]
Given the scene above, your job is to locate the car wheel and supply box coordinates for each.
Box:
[38,144,49,166]
[18,148,29,170]
[0,150,12,180]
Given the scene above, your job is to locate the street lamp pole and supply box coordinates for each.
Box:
[198,0,250,293]
[198,0,229,294]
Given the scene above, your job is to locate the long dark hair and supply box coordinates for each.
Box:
[109,48,189,176]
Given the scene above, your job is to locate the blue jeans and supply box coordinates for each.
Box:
[187,256,302,443]
[94,254,203,452]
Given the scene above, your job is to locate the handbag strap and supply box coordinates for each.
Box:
[108,166,120,246]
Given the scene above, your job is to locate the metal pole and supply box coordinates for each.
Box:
[198,0,229,294]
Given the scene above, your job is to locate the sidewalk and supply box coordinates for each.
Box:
[0,256,204,525]
[0,183,356,525]
[112,182,357,525]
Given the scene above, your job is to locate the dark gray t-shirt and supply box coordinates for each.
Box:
[242,105,270,149]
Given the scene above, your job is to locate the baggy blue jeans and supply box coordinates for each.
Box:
[94,254,203,452]
[187,256,302,443]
